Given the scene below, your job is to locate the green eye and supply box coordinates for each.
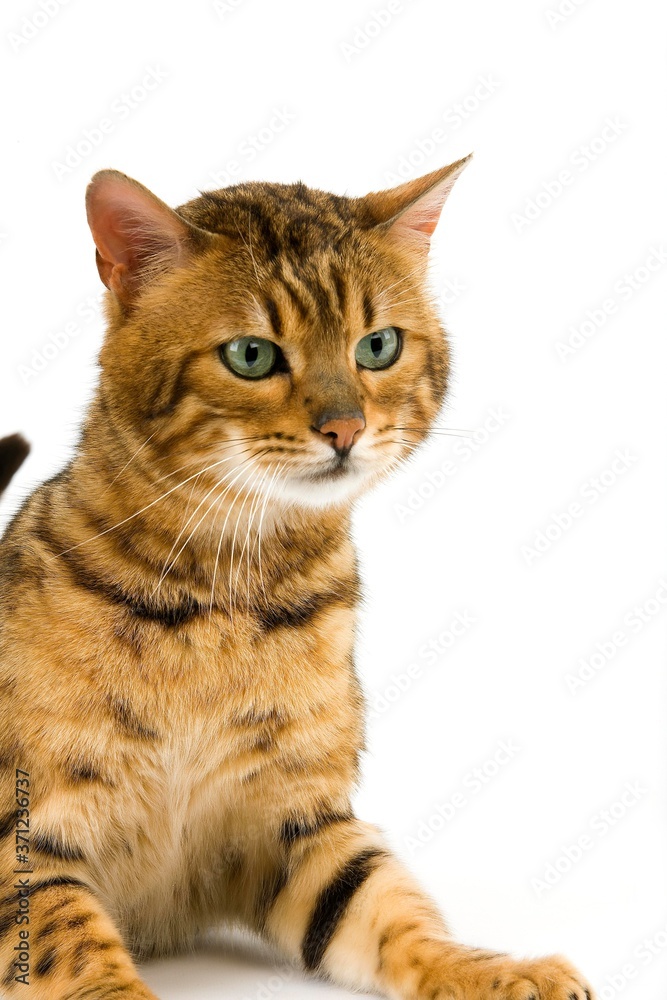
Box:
[221,337,278,379]
[355,327,401,370]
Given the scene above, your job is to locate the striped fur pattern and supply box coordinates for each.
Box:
[0,160,593,999]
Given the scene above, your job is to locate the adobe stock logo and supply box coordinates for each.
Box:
[520,449,638,566]
[7,0,72,53]
[394,406,510,523]
[212,0,249,15]
[239,964,296,1000]
[205,108,297,188]
[404,740,521,855]
[50,67,169,180]
[564,578,667,694]
[339,0,419,63]
[368,610,476,721]
[597,921,667,1000]
[17,291,104,385]
[545,0,591,28]
[511,118,627,234]
[531,782,648,897]
[383,75,500,184]
[555,246,667,361]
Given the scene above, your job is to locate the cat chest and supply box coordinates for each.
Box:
[75,610,362,922]
[109,602,358,775]
[110,596,354,719]
[108,669,358,887]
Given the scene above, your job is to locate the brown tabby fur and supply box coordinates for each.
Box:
[0,158,594,999]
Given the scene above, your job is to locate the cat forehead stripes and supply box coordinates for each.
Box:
[180,181,361,255]
[175,182,394,335]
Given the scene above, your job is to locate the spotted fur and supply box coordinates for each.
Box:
[0,159,594,999]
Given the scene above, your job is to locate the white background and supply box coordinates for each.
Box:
[1,1,666,998]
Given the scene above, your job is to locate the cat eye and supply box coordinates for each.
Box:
[220,337,280,379]
[355,327,401,370]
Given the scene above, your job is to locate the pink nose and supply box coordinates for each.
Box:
[316,413,366,451]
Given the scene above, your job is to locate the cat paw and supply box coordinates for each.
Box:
[397,944,595,1000]
[466,952,594,999]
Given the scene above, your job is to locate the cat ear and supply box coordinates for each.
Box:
[85,170,211,306]
[362,154,472,251]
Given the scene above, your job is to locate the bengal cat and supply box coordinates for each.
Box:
[0,158,594,999]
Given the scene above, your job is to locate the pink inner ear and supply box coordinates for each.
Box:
[381,156,472,246]
[396,200,445,237]
[391,175,461,241]
[87,176,185,271]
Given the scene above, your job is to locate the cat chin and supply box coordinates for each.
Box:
[265,469,373,510]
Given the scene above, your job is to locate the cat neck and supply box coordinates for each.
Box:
[54,402,355,616]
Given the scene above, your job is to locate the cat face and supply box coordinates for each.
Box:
[86,158,470,510]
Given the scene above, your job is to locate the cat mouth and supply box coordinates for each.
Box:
[267,451,377,508]
[300,452,358,482]
[307,463,350,482]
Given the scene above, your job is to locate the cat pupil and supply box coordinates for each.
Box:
[371,334,382,357]
[246,343,259,366]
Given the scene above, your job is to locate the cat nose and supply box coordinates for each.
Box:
[314,411,366,452]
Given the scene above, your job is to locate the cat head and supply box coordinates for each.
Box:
[85,157,470,510]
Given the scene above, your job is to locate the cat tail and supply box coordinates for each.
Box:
[0,433,30,497]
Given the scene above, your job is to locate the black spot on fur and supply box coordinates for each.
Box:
[0,912,14,940]
[2,961,16,987]
[264,296,283,338]
[71,937,114,977]
[33,830,85,863]
[280,810,351,845]
[35,947,57,977]
[378,922,419,956]
[107,697,159,741]
[330,264,347,314]
[279,270,313,321]
[0,676,17,698]
[66,759,106,783]
[363,290,375,329]
[63,553,208,626]
[255,581,356,632]
[35,920,60,942]
[232,706,283,729]
[301,847,387,970]
[33,516,211,628]
[256,865,289,927]
[145,350,196,418]
[0,810,16,840]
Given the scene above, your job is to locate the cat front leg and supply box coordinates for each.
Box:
[0,875,158,1000]
[260,815,594,1000]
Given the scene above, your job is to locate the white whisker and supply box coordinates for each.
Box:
[254,462,283,605]
[227,463,265,618]
[48,453,257,561]
[234,464,271,602]
[153,452,267,597]
[103,431,158,493]
[209,459,264,624]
